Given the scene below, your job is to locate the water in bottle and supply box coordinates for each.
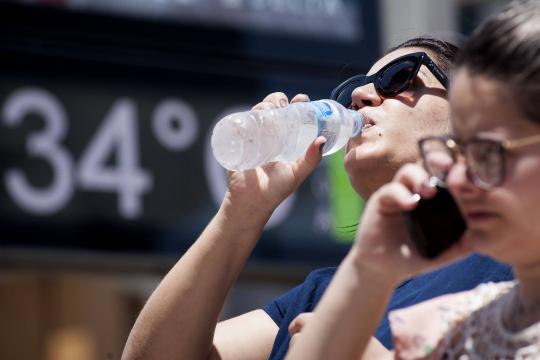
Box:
[211,99,364,171]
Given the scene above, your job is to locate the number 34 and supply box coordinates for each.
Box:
[2,87,154,219]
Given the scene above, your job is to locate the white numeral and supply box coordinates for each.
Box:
[2,88,74,214]
[78,99,153,219]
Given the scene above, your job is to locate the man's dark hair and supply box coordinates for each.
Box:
[389,37,459,76]
[455,0,540,122]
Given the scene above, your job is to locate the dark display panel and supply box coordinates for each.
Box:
[0,1,379,268]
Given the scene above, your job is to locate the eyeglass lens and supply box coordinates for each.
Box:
[421,138,504,188]
[421,139,454,181]
[466,141,503,186]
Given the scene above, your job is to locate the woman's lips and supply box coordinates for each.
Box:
[463,210,498,224]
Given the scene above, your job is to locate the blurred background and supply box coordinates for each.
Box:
[0,0,509,359]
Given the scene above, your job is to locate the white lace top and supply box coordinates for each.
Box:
[389,281,540,359]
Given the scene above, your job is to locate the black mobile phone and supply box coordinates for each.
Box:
[403,186,467,259]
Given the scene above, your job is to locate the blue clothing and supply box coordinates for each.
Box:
[263,254,513,360]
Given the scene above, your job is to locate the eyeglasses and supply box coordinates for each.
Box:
[419,134,540,191]
[330,52,449,108]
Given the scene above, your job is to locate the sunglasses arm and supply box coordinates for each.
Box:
[423,58,449,88]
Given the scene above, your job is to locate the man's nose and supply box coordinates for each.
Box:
[351,83,383,108]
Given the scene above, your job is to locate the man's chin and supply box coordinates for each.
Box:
[344,147,382,172]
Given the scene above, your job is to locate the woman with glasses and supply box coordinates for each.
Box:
[285,1,540,358]
[123,36,513,360]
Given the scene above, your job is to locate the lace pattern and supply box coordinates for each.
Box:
[435,281,540,359]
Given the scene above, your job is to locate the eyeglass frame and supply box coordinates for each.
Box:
[330,52,449,107]
[418,133,540,190]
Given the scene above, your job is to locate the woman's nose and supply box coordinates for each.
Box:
[351,83,383,108]
[445,159,479,195]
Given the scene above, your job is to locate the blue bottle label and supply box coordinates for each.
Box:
[311,101,338,153]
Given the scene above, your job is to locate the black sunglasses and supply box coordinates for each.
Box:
[330,52,449,107]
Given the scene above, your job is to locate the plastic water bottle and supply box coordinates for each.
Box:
[211,99,364,171]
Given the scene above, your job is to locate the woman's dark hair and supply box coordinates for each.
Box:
[388,37,459,76]
[455,0,540,122]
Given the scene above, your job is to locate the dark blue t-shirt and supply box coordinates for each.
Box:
[263,254,513,360]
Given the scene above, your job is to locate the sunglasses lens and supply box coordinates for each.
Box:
[379,60,417,96]
[335,86,354,107]
[331,57,423,105]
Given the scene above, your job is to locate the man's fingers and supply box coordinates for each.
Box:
[252,101,278,111]
[262,92,290,108]
[288,312,313,336]
[292,137,325,185]
[290,93,310,103]
[288,312,311,350]
[253,92,310,111]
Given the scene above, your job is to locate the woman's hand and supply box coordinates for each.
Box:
[352,163,473,285]
[221,92,323,226]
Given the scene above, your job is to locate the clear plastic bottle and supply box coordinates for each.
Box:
[211,99,364,171]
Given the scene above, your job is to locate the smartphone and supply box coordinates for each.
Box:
[403,186,467,259]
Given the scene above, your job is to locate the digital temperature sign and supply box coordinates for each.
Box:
[0,1,378,267]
